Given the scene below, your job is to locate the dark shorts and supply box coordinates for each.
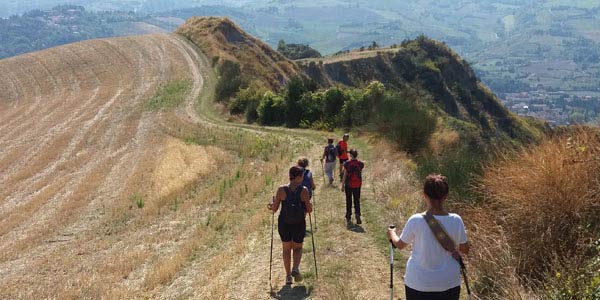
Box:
[339,158,348,164]
[405,285,460,300]
[278,218,306,243]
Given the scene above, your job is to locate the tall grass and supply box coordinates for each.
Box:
[471,126,600,298]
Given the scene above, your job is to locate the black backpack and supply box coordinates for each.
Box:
[280,185,305,224]
[335,142,342,156]
[325,145,337,162]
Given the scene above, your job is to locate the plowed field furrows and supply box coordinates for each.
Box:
[0,34,239,299]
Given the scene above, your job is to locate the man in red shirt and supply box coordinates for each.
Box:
[337,133,349,181]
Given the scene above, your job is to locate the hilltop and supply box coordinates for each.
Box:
[176,17,300,91]
[175,17,546,149]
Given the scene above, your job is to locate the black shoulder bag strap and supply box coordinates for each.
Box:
[422,211,471,295]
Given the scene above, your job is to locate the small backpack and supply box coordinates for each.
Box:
[344,160,364,188]
[301,169,313,197]
[325,145,337,162]
[280,185,306,224]
[335,142,342,156]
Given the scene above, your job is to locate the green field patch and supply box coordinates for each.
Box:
[502,15,516,34]
[145,80,192,111]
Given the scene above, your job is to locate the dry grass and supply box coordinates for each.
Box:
[369,138,423,223]
[479,126,600,276]
[176,17,301,90]
[463,126,600,298]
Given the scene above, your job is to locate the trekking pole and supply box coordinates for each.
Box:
[321,161,326,185]
[459,258,472,295]
[309,213,318,279]
[389,225,396,300]
[269,197,275,292]
[312,194,317,232]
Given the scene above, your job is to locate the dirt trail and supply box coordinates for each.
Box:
[0,33,403,299]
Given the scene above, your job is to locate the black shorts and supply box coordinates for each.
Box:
[278,218,306,243]
[405,285,460,300]
[339,158,348,164]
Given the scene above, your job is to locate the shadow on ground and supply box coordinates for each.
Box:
[270,284,310,299]
[346,222,365,233]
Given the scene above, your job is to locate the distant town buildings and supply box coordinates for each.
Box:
[500,89,599,126]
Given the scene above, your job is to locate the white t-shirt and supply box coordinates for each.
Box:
[399,213,468,292]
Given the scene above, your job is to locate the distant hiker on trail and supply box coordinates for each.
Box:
[387,174,470,300]
[297,158,316,198]
[320,138,337,185]
[341,149,364,224]
[336,133,350,181]
[268,166,313,285]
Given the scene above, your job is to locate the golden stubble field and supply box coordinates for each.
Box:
[0,33,239,298]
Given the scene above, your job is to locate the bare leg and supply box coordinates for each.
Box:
[282,241,292,275]
[292,242,303,269]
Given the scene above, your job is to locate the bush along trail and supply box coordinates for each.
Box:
[176,37,415,299]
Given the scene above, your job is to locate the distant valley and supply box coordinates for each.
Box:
[2,0,600,125]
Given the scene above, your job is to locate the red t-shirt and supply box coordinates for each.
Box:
[338,140,348,160]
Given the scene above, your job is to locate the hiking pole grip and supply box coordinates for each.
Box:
[389,225,396,249]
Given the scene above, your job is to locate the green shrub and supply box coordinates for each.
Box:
[375,91,436,153]
[322,87,346,121]
[215,60,245,101]
[299,91,323,124]
[229,82,265,122]
[340,89,368,128]
[284,76,306,127]
[257,91,286,125]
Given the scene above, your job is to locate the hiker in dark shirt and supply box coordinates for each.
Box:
[298,157,316,198]
[320,138,337,184]
[268,166,313,284]
[341,149,365,224]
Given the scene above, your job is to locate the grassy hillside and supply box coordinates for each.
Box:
[300,38,546,145]
[175,17,300,91]
[178,17,546,155]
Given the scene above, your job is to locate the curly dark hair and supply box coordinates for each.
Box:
[424,174,449,201]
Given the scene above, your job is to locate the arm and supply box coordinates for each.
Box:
[268,186,285,213]
[301,188,313,213]
[459,242,470,256]
[340,165,347,192]
[310,175,316,191]
[387,227,409,250]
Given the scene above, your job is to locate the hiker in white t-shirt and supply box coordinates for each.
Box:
[387,174,470,300]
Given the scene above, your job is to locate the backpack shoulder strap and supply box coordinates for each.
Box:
[422,211,471,294]
[422,211,456,253]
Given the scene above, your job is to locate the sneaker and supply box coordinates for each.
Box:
[285,275,293,285]
[291,268,303,282]
[356,215,362,225]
